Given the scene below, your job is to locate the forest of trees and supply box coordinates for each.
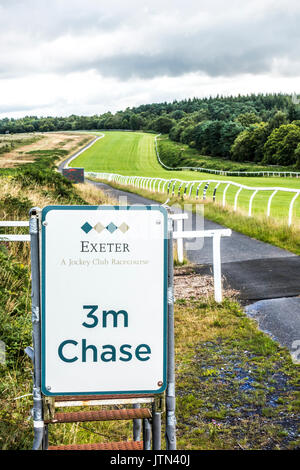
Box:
[1,93,300,166]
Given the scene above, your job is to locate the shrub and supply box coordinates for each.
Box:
[263,124,300,165]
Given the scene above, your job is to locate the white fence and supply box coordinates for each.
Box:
[170,213,231,302]
[0,221,30,241]
[1,218,231,302]
[86,171,300,226]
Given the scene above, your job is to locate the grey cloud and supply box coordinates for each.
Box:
[103,8,300,79]
[86,48,277,80]
[0,0,143,40]
[53,9,300,81]
[0,1,300,80]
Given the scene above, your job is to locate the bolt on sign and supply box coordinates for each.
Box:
[41,205,168,396]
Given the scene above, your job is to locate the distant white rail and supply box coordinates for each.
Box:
[86,171,300,226]
[154,134,300,178]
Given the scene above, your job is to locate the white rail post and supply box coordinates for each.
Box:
[222,183,230,207]
[169,214,188,263]
[212,233,222,302]
[248,189,258,217]
[288,192,299,226]
[267,190,278,217]
[172,228,231,302]
[176,218,184,263]
[188,183,195,199]
[234,187,242,212]
[172,181,176,196]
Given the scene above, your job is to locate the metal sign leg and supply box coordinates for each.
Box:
[152,403,161,450]
[165,219,176,450]
[143,418,151,450]
[133,404,142,441]
[29,208,45,450]
[42,425,49,450]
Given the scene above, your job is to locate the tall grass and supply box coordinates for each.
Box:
[0,146,119,449]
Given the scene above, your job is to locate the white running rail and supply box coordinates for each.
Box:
[0,221,30,241]
[169,213,188,264]
[172,225,232,302]
[85,171,300,226]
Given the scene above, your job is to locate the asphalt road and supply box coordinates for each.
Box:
[245,298,300,360]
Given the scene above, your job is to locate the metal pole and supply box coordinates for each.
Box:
[43,425,49,450]
[29,207,45,450]
[142,418,151,450]
[133,404,142,441]
[165,217,176,450]
[152,403,161,450]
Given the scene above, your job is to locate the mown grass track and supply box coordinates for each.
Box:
[73,131,162,175]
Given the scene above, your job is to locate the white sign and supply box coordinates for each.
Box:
[41,205,168,396]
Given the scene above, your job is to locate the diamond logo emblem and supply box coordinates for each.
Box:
[118,222,129,233]
[81,221,130,234]
[106,222,118,233]
[94,222,105,233]
[81,222,93,234]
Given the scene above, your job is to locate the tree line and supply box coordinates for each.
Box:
[1,93,300,166]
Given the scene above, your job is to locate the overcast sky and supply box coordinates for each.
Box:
[0,0,300,118]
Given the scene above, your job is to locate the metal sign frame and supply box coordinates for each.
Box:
[41,205,168,396]
[28,205,176,450]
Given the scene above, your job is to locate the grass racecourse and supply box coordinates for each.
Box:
[72,131,300,220]
[71,131,300,254]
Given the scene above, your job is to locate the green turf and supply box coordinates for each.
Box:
[72,131,162,175]
[71,131,300,224]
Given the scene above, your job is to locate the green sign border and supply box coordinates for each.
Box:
[41,205,168,397]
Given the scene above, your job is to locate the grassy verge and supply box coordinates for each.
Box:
[88,178,300,255]
[175,296,300,450]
